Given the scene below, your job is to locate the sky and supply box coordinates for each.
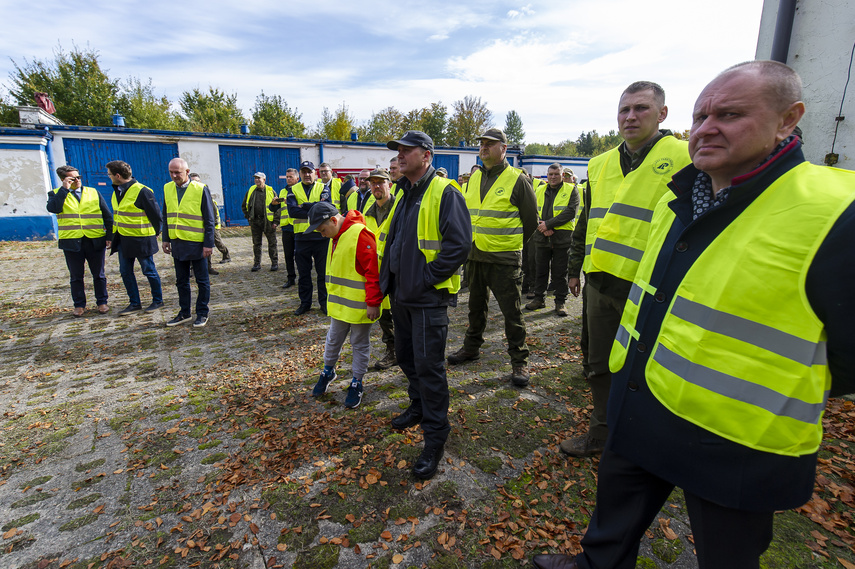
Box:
[0,0,765,145]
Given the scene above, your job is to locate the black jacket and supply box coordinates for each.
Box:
[109,179,163,259]
[46,187,112,252]
[380,167,471,308]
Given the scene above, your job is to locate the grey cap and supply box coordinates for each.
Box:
[253,172,266,179]
[563,167,575,176]
[305,201,339,234]
[366,167,391,181]
[386,131,434,153]
[476,128,508,144]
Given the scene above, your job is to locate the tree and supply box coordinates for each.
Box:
[115,77,184,130]
[447,96,492,146]
[7,45,119,126]
[357,106,404,142]
[504,110,525,144]
[251,93,305,137]
[420,102,447,146]
[0,92,18,126]
[179,87,246,134]
[575,130,623,157]
[315,102,357,141]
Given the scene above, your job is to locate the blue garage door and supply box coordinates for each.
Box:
[432,154,459,183]
[63,139,179,208]
[219,146,301,226]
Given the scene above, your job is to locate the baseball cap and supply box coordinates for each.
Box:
[366,167,391,181]
[476,128,508,143]
[563,167,575,176]
[436,167,448,176]
[305,201,339,234]
[299,161,316,171]
[253,172,266,179]
[386,131,434,153]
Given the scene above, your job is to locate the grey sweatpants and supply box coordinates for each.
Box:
[323,318,373,379]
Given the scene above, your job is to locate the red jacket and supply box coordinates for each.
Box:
[331,210,383,308]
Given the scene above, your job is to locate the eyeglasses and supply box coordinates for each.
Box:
[68,176,81,180]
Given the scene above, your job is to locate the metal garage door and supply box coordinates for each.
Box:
[218,146,301,226]
[432,154,459,182]
[63,139,179,208]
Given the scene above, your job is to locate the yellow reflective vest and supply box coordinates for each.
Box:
[465,166,525,252]
[290,181,326,234]
[325,222,376,324]
[583,137,690,281]
[386,177,461,293]
[535,182,577,231]
[329,177,343,211]
[244,185,275,223]
[347,190,375,213]
[112,182,156,237]
[164,181,205,242]
[213,199,222,230]
[610,162,855,456]
[278,188,292,227]
[56,186,106,239]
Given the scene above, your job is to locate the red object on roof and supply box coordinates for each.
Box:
[34,92,56,114]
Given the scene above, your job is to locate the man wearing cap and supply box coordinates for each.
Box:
[287,161,332,315]
[242,172,279,272]
[346,170,374,213]
[47,164,113,317]
[448,128,538,387]
[363,168,398,370]
[270,168,299,288]
[381,131,471,480]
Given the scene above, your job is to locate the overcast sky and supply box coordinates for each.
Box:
[0,0,765,144]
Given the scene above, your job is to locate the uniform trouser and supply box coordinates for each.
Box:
[580,278,591,378]
[174,256,210,317]
[392,300,450,448]
[324,318,373,379]
[533,244,570,302]
[521,240,536,291]
[250,221,278,265]
[281,227,296,280]
[117,244,162,307]
[377,307,394,346]
[585,283,626,440]
[295,238,328,307]
[64,241,108,308]
[213,229,229,258]
[577,448,774,569]
[462,260,529,366]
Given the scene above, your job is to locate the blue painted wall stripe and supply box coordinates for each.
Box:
[0,143,45,151]
[0,216,56,241]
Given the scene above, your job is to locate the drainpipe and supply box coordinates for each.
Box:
[319,141,325,164]
[770,0,797,63]
[43,127,59,188]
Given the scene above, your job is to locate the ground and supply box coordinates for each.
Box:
[0,228,853,569]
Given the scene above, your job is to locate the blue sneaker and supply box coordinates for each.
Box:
[344,380,364,409]
[312,368,337,397]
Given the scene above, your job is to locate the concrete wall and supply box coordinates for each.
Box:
[757,0,855,170]
[0,137,56,239]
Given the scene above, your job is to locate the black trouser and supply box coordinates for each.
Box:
[577,448,774,569]
[295,238,328,308]
[462,260,529,366]
[533,245,569,302]
[378,307,394,346]
[250,220,277,265]
[280,227,296,280]
[580,277,590,378]
[585,283,626,440]
[521,240,536,291]
[174,256,210,317]
[64,239,108,308]
[392,300,450,447]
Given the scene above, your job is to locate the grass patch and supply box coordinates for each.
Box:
[201,452,227,465]
[75,458,106,472]
[19,475,52,489]
[294,543,339,569]
[67,493,102,510]
[59,513,98,531]
[11,491,52,509]
[1,512,40,531]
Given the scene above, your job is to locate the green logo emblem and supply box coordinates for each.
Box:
[653,158,674,175]
[495,187,506,196]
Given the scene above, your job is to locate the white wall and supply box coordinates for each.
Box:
[0,143,51,216]
[178,140,225,200]
[757,0,855,170]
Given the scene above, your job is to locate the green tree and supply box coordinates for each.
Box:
[504,110,525,144]
[6,45,119,126]
[420,102,447,145]
[523,142,553,155]
[251,92,305,137]
[0,92,18,126]
[115,77,184,130]
[447,95,492,146]
[357,106,404,142]
[315,102,357,141]
[179,87,246,134]
[574,130,623,157]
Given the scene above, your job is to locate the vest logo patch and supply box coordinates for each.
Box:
[653,158,674,175]
[494,187,506,196]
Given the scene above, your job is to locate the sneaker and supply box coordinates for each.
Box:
[118,304,142,317]
[374,349,398,370]
[447,347,480,365]
[219,256,231,264]
[312,368,337,397]
[166,313,193,327]
[510,364,530,387]
[525,297,545,311]
[559,433,606,458]
[344,380,364,409]
[145,301,165,312]
[193,315,208,328]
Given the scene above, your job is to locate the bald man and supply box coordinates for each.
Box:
[162,158,216,328]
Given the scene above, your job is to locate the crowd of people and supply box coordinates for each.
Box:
[45,60,855,568]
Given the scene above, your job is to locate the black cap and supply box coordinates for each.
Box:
[299,161,316,171]
[305,201,339,234]
[386,131,434,153]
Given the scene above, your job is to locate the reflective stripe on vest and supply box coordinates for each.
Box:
[325,223,376,324]
[290,181,325,234]
[244,185,275,223]
[164,181,205,242]
[583,137,690,280]
[609,161,855,456]
[535,182,577,231]
[278,188,292,227]
[386,177,461,293]
[112,182,155,236]
[465,166,525,252]
[56,186,106,239]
